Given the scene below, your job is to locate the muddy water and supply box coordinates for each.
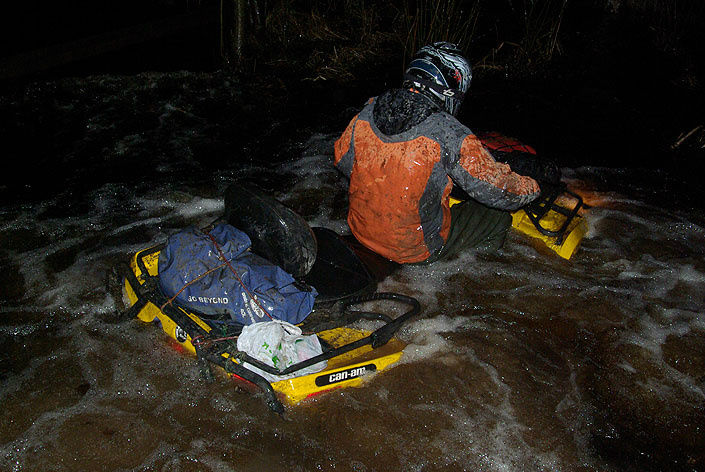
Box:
[1,73,705,471]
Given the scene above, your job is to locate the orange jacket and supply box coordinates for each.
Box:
[334,95,539,263]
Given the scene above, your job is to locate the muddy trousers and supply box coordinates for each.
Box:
[422,199,512,264]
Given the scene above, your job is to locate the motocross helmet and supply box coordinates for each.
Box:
[403,42,472,116]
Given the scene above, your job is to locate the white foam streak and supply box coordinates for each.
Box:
[399,315,469,362]
[177,197,224,218]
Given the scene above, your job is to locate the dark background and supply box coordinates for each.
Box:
[2,0,704,205]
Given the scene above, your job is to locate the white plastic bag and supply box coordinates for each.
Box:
[236,320,327,382]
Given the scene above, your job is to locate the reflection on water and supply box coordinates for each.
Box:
[1,73,704,471]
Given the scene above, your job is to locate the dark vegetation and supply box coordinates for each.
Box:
[227,0,705,180]
[12,3,705,173]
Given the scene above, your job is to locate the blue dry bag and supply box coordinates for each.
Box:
[158,223,317,325]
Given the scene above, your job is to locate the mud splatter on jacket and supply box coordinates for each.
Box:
[334,89,540,263]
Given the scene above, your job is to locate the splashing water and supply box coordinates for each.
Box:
[1,72,704,471]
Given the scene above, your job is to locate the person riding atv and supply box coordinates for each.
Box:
[334,42,549,264]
